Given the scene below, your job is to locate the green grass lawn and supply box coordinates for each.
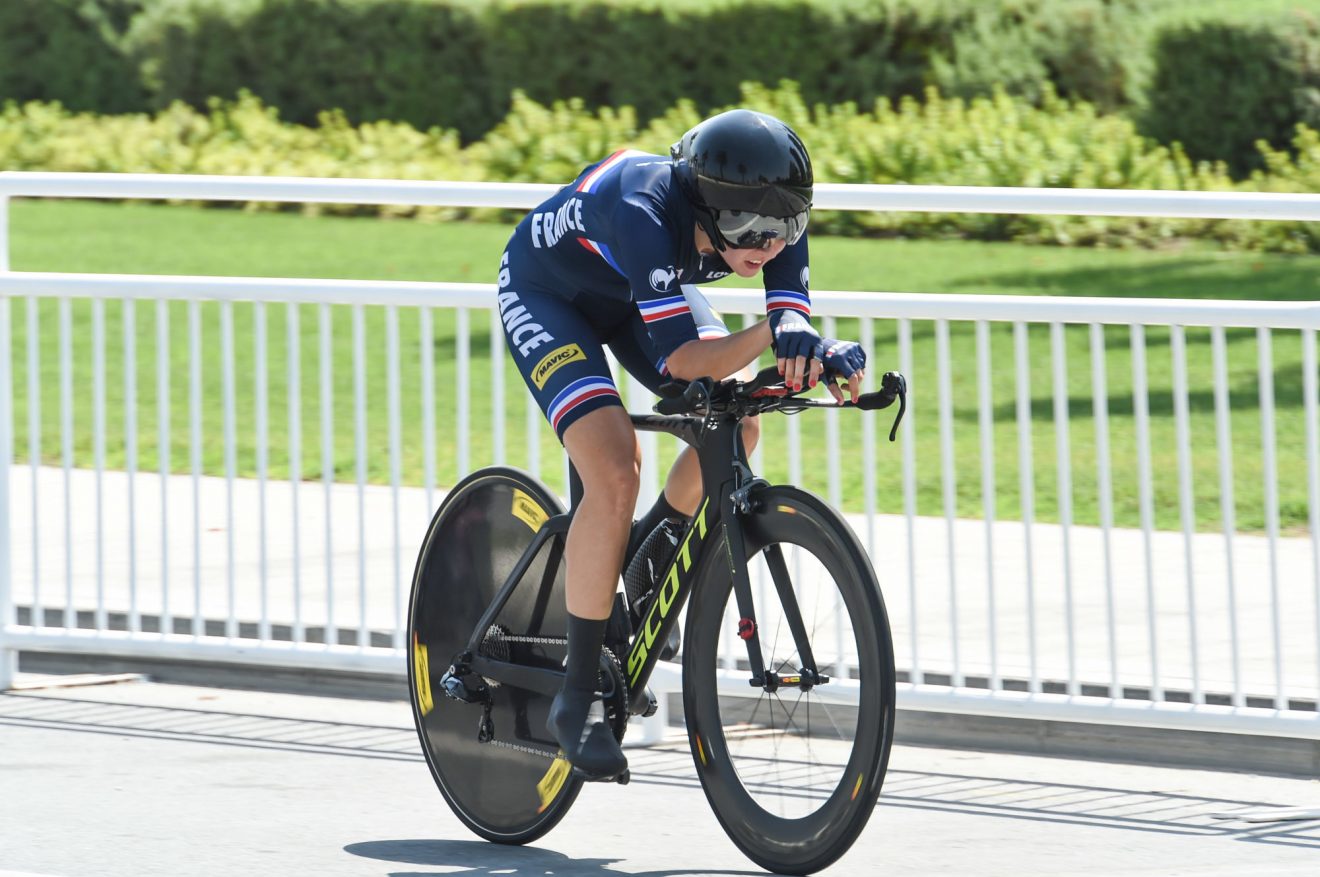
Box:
[7,199,1318,533]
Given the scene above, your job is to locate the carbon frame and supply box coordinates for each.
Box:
[459,409,804,717]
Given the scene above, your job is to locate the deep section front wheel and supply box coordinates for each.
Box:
[682,486,896,875]
[407,467,580,844]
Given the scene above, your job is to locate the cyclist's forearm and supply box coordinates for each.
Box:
[664,321,772,382]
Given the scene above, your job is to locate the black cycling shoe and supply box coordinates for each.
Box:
[547,690,628,781]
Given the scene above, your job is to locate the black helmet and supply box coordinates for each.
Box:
[671,109,813,251]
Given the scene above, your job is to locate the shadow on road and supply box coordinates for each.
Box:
[345,838,764,877]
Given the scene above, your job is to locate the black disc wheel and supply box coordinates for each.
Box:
[407,467,580,844]
[682,486,896,875]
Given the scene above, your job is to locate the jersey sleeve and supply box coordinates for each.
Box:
[762,234,811,320]
[608,199,701,358]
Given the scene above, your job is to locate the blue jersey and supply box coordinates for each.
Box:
[509,149,812,361]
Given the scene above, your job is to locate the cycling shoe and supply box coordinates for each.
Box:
[547,690,627,781]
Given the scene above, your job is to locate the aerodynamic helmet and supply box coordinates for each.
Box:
[671,109,813,251]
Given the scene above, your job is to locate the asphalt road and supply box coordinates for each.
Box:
[1,675,1318,877]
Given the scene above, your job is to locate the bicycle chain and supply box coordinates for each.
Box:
[486,633,567,647]
[486,737,558,760]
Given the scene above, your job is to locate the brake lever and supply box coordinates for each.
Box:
[846,372,907,441]
[653,377,716,415]
[882,372,907,441]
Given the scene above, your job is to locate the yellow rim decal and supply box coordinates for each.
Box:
[412,635,434,717]
[511,489,548,532]
[696,733,707,766]
[851,773,864,801]
[777,504,797,515]
[537,755,572,812]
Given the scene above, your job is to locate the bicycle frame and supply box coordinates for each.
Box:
[456,408,823,718]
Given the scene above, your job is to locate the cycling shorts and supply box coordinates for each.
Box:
[497,253,729,441]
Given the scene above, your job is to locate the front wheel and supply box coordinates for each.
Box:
[682,486,896,875]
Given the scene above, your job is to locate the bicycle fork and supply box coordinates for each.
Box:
[725,481,830,695]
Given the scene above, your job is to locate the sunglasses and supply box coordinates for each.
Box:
[714,208,809,250]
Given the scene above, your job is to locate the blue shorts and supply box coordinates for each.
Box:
[497,248,729,441]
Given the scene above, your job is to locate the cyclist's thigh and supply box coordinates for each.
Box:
[498,267,627,443]
[610,284,733,390]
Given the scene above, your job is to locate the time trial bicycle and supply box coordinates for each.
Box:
[407,366,907,875]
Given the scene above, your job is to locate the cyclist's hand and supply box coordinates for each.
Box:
[817,338,867,405]
[768,309,821,392]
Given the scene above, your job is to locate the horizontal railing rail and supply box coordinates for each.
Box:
[3,271,1319,329]
[4,171,1320,221]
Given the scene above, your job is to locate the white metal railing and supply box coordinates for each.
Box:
[1,172,1319,743]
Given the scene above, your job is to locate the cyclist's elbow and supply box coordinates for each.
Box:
[663,340,705,382]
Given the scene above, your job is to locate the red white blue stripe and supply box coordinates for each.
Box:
[638,295,691,324]
[549,376,620,433]
[576,237,624,275]
[766,290,811,316]
[576,149,649,194]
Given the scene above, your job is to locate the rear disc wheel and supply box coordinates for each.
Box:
[407,467,580,844]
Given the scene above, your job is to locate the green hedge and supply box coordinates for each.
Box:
[7,0,1320,174]
[1142,12,1320,176]
[0,1,1202,141]
[6,83,1319,253]
[0,0,143,114]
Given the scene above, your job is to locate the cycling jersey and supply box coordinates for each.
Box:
[498,150,812,439]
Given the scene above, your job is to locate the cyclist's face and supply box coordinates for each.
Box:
[721,238,787,278]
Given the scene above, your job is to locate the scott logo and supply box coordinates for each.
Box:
[531,344,585,389]
[627,499,710,686]
[649,266,678,293]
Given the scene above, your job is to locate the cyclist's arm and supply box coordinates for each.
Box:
[664,320,772,382]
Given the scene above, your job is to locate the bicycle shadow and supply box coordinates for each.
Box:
[344,838,766,877]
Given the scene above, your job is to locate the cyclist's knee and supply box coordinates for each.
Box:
[564,408,641,509]
[586,454,641,511]
[741,414,762,451]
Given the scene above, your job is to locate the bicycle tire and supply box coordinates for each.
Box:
[407,466,582,844]
[682,485,896,875]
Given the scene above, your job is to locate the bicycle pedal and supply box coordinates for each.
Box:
[571,764,629,784]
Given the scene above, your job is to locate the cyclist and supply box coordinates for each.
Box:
[497,109,867,780]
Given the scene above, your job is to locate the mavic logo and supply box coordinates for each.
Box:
[649,266,678,293]
[531,344,585,389]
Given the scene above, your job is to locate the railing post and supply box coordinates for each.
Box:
[0,209,14,686]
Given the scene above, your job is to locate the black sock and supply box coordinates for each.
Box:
[564,613,607,694]
[551,613,628,777]
[629,492,688,556]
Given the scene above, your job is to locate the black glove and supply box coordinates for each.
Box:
[768,309,820,362]
[817,338,867,380]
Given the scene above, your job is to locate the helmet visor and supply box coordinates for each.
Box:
[714,208,809,250]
